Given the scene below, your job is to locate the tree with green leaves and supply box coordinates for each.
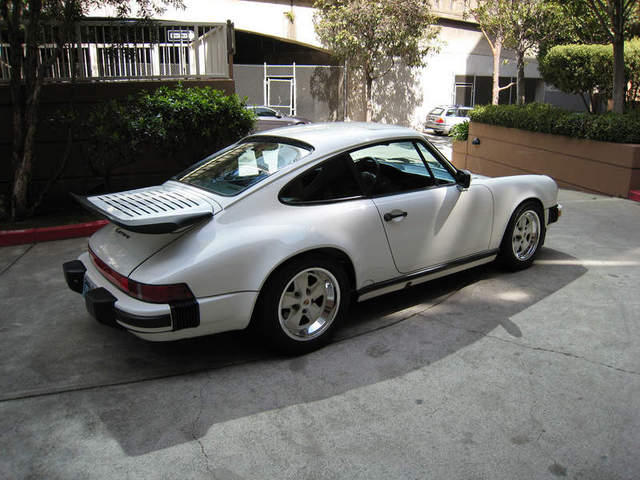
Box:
[470,0,562,106]
[0,0,183,220]
[556,0,640,113]
[503,0,563,105]
[313,0,438,122]
[540,39,640,113]
[469,0,513,105]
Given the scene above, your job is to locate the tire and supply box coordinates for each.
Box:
[255,256,350,354]
[498,200,545,271]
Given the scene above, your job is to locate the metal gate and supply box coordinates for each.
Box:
[263,63,297,115]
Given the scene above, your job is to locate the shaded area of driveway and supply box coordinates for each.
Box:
[1,189,639,479]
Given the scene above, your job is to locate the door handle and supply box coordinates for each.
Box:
[383,211,408,222]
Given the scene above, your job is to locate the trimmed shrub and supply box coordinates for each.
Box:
[469,103,640,144]
[540,39,640,112]
[83,84,256,189]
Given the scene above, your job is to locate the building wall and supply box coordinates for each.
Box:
[88,0,584,128]
[90,0,320,47]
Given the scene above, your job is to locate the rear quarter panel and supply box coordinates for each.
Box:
[129,175,397,299]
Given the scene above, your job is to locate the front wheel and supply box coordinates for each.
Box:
[498,201,545,271]
[256,256,350,354]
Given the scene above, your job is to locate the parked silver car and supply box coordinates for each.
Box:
[425,105,472,135]
[248,106,310,132]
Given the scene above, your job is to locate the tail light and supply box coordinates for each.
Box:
[436,117,445,124]
[89,248,194,304]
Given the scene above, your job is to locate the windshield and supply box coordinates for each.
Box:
[174,141,312,196]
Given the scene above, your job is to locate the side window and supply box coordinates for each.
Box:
[446,108,457,116]
[256,107,277,117]
[349,141,435,196]
[280,154,362,204]
[416,142,456,184]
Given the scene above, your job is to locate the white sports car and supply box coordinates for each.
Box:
[64,122,561,353]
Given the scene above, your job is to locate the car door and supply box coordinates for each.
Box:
[348,140,493,274]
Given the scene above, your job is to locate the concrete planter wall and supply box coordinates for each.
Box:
[452,122,640,198]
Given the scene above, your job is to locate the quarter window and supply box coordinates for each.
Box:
[280,154,362,204]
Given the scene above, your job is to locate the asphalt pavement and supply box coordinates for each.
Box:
[1,185,639,479]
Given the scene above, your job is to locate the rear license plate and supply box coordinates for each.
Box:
[82,276,96,297]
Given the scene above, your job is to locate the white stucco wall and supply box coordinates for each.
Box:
[89,0,321,47]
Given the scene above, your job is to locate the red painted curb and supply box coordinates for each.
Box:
[0,220,109,247]
[629,190,640,202]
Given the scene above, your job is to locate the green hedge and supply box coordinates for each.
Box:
[469,103,640,144]
[83,85,256,186]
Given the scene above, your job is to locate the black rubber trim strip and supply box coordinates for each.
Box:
[548,205,559,224]
[241,135,315,152]
[357,249,499,297]
[115,308,172,329]
[71,193,211,234]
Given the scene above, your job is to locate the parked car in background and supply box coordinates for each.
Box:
[64,122,561,354]
[247,106,310,132]
[425,105,472,135]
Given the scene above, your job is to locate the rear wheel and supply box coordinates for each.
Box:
[256,256,349,354]
[498,201,545,271]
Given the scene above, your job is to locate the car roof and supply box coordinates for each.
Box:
[246,122,421,153]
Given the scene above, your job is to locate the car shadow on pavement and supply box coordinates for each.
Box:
[0,238,586,458]
[67,247,585,456]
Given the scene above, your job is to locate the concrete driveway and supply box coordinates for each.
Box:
[1,189,639,479]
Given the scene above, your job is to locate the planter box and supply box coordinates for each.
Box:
[454,122,640,198]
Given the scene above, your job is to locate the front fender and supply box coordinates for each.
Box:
[483,175,559,249]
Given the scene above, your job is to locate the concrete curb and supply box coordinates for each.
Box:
[0,220,109,247]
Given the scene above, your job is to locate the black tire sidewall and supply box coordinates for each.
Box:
[257,256,350,354]
[499,201,545,271]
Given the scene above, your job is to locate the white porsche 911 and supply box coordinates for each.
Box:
[64,122,561,353]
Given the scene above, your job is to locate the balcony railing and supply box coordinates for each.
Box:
[0,19,233,82]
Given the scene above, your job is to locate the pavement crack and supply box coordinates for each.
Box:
[429,318,640,377]
[192,372,213,476]
[0,244,34,277]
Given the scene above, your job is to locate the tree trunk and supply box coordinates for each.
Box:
[492,36,503,105]
[365,70,373,122]
[516,50,525,105]
[612,30,625,113]
[8,0,45,220]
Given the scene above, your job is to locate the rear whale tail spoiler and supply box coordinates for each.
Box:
[72,184,217,234]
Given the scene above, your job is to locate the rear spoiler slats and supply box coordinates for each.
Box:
[71,187,214,234]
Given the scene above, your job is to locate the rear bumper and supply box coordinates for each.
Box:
[63,253,258,341]
[424,120,448,132]
[63,255,196,333]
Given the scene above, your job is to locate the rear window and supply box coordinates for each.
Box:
[429,107,444,115]
[174,140,312,196]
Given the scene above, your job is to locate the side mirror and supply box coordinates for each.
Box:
[456,169,471,189]
[275,113,282,118]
